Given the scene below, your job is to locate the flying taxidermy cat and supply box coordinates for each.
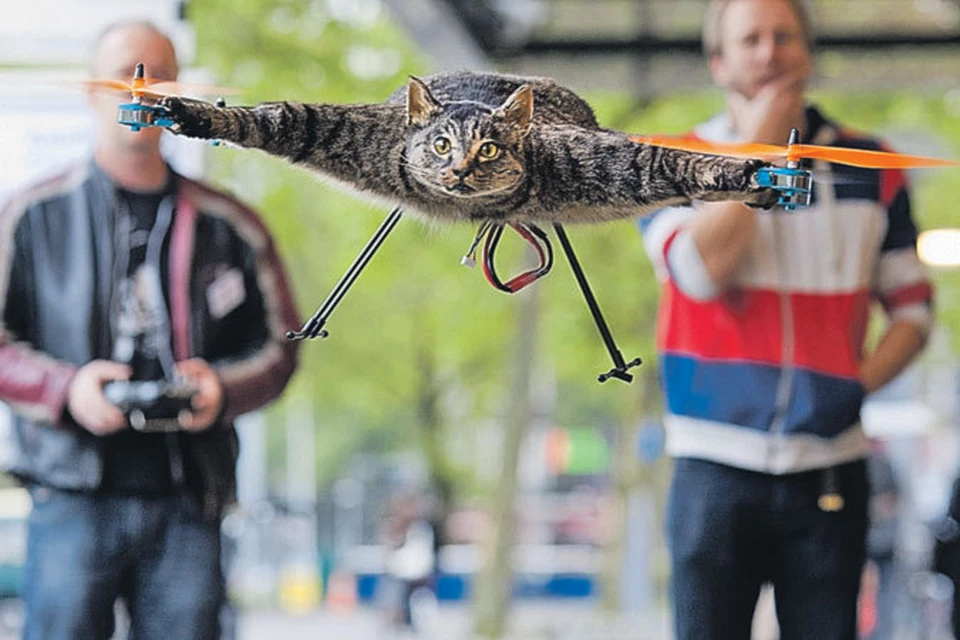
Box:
[158,71,779,223]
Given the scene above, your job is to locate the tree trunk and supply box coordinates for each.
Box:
[472,288,540,639]
[598,364,661,612]
[414,332,455,535]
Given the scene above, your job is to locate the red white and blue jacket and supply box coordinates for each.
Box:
[640,106,933,474]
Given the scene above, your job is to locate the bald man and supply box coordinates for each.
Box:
[0,21,300,639]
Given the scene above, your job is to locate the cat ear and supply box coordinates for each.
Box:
[494,85,534,135]
[406,76,442,127]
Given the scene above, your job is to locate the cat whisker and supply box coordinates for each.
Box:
[397,165,432,179]
[396,161,436,181]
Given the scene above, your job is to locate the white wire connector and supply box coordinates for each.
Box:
[460,221,491,269]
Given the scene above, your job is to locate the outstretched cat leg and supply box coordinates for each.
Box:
[634,143,779,208]
[159,96,410,202]
[512,127,780,223]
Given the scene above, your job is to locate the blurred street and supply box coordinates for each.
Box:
[238,601,672,640]
[0,599,671,640]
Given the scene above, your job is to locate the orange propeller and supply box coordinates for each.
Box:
[77,77,240,99]
[72,61,237,100]
[630,134,958,169]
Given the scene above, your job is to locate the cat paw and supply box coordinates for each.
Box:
[745,160,780,209]
[746,190,781,210]
[157,96,215,139]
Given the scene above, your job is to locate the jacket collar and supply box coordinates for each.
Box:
[86,157,179,197]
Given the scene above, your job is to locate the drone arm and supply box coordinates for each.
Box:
[161,98,410,199]
[522,128,777,224]
[633,142,778,208]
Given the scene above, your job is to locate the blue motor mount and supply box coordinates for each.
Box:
[117,100,222,146]
[755,166,813,211]
[117,102,174,132]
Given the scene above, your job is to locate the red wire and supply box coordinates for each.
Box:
[481,222,552,293]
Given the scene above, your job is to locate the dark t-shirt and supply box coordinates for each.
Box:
[99,184,187,495]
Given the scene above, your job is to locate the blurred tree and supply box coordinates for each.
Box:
[473,287,540,639]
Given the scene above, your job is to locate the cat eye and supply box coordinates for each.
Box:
[478,142,500,160]
[433,137,451,155]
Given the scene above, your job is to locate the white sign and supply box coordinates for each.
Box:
[0,75,95,202]
[0,0,192,65]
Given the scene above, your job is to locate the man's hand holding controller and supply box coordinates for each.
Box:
[174,358,224,431]
[67,358,223,434]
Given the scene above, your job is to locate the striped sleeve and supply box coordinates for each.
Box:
[638,205,719,300]
[639,206,692,280]
[873,167,934,332]
[0,193,77,425]
[182,181,302,423]
[217,220,301,423]
[0,339,77,425]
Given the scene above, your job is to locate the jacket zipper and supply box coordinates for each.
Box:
[768,212,795,465]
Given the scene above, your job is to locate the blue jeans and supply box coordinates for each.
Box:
[667,457,868,640]
[21,488,223,640]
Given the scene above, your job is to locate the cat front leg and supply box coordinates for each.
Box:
[518,128,781,223]
[158,97,410,201]
[636,144,780,208]
[158,96,349,161]
[159,96,311,155]
[158,96,223,140]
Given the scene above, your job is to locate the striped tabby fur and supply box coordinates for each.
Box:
[160,71,777,223]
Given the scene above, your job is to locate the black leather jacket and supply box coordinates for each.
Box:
[0,159,300,519]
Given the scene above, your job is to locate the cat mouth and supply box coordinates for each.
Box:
[446,183,477,195]
[435,181,516,199]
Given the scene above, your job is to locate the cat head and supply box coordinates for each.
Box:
[403,76,532,199]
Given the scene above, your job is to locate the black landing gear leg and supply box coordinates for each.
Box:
[287,206,404,341]
[552,223,642,383]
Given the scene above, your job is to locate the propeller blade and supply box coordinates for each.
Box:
[631,135,787,159]
[77,79,137,93]
[74,78,238,99]
[136,87,182,99]
[789,144,959,169]
[632,135,957,170]
[147,80,241,97]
